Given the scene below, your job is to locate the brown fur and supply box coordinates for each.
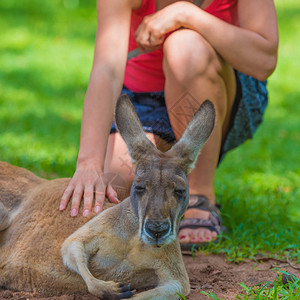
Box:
[0,95,215,299]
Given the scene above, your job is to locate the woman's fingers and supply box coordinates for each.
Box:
[136,24,151,49]
[83,183,94,217]
[60,181,75,211]
[94,191,105,214]
[60,167,123,217]
[136,17,163,51]
[70,184,84,217]
[106,183,119,204]
[94,181,120,214]
[93,174,106,213]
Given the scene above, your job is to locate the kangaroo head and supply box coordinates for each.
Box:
[115,94,215,246]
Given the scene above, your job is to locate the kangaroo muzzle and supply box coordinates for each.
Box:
[144,219,171,241]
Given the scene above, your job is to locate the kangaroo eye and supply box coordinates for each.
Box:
[135,185,146,193]
[175,189,186,196]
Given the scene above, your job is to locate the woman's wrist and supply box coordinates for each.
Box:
[76,153,104,170]
[177,1,202,30]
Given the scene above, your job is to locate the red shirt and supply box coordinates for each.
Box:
[124,0,239,92]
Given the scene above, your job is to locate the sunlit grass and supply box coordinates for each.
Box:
[202,271,300,299]
[213,0,300,261]
[0,0,299,267]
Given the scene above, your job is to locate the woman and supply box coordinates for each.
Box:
[59,0,278,249]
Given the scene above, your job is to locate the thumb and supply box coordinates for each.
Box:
[106,184,119,204]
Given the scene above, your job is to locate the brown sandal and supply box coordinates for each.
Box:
[179,195,225,251]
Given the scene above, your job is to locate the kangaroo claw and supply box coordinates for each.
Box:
[119,290,134,299]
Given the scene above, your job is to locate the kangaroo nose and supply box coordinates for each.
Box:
[144,220,170,239]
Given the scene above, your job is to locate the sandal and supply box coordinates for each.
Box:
[179,195,225,251]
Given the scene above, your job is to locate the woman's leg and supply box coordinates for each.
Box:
[163,29,236,243]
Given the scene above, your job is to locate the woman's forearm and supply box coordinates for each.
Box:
[77,64,123,169]
[179,2,278,80]
[60,0,133,215]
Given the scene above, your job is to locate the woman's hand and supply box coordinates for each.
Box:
[135,2,193,51]
[59,162,119,217]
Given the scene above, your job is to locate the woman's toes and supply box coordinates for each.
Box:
[197,229,205,242]
[179,227,218,244]
[178,229,190,242]
[182,229,196,243]
[211,231,218,240]
[203,229,213,241]
[190,234,198,243]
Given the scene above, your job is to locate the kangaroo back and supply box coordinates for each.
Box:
[0,163,80,294]
[0,162,111,296]
[0,161,43,209]
[0,161,44,231]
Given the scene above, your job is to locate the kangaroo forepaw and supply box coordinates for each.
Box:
[119,290,134,299]
[118,283,134,299]
[102,285,134,299]
[89,281,134,300]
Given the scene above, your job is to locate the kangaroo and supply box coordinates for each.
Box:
[0,95,215,299]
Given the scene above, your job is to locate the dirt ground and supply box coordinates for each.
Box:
[0,254,298,300]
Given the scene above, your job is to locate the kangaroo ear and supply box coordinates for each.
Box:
[115,94,158,163]
[167,100,216,174]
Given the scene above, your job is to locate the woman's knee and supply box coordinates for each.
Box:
[163,29,222,85]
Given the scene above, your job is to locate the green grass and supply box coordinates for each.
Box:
[0,0,299,298]
[202,271,300,300]
[0,0,96,177]
[211,0,300,262]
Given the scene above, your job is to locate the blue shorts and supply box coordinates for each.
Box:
[111,71,268,162]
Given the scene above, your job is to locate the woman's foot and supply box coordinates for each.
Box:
[178,195,223,248]
[179,209,218,243]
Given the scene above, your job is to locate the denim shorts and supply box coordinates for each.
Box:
[111,71,268,162]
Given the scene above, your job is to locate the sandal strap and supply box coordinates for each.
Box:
[179,214,221,234]
[188,195,222,220]
[188,195,219,211]
[179,195,223,235]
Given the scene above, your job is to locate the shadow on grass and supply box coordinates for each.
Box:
[0,68,87,99]
[1,111,80,137]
